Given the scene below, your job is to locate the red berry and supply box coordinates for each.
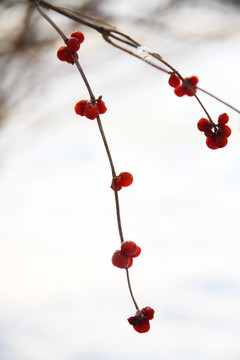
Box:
[197,118,211,132]
[128,316,138,326]
[219,124,231,138]
[96,99,107,114]
[57,46,78,64]
[189,76,199,85]
[71,31,85,44]
[214,135,228,148]
[84,102,99,120]
[119,172,133,187]
[218,113,229,125]
[67,37,80,52]
[121,241,138,257]
[204,129,214,138]
[74,100,87,116]
[185,87,195,96]
[111,176,122,191]
[131,246,141,258]
[112,250,130,269]
[133,318,150,333]
[127,257,133,268]
[174,85,185,97]
[57,46,68,61]
[141,306,155,320]
[206,137,218,150]
[168,74,180,88]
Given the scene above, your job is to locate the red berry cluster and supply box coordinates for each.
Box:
[111,172,133,191]
[197,113,231,149]
[128,306,155,333]
[169,74,199,97]
[74,97,107,120]
[57,31,85,64]
[112,241,141,269]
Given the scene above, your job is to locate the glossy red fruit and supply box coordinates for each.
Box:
[121,241,138,257]
[141,306,155,320]
[218,113,229,125]
[67,37,81,52]
[168,74,180,88]
[131,246,141,258]
[112,250,130,269]
[74,100,87,116]
[84,102,99,120]
[96,99,107,114]
[197,118,212,132]
[71,31,85,44]
[119,172,133,187]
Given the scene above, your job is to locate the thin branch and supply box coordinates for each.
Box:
[30,0,240,117]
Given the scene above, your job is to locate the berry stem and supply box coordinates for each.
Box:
[197,86,240,114]
[126,268,139,311]
[34,0,67,42]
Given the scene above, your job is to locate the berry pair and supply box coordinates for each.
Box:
[112,241,141,269]
[197,113,231,149]
[111,172,133,191]
[57,31,85,64]
[128,306,155,333]
[74,97,107,120]
[169,74,199,97]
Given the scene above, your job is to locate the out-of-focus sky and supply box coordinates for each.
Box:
[0,1,240,359]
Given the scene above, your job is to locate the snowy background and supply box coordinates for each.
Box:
[0,0,240,359]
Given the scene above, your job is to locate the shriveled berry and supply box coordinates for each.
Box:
[84,102,99,120]
[119,172,133,187]
[128,316,138,326]
[67,37,80,52]
[218,113,229,125]
[133,318,150,333]
[168,74,180,88]
[74,100,87,116]
[121,241,138,257]
[141,306,155,320]
[71,31,85,44]
[197,118,212,132]
[112,250,130,269]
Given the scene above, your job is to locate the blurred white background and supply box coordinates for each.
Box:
[0,0,240,359]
